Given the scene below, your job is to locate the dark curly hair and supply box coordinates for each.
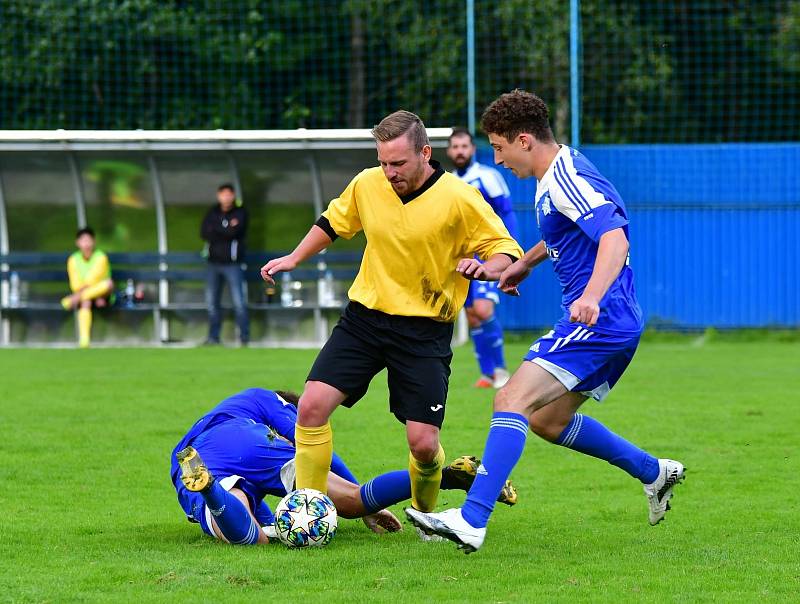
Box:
[480,90,555,143]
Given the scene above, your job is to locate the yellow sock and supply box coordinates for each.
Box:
[409,444,445,512]
[77,308,92,348]
[294,423,333,493]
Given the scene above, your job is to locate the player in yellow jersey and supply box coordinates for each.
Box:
[60,227,114,348]
[261,110,523,515]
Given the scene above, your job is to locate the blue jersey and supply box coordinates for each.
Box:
[535,146,643,335]
[170,388,357,527]
[455,161,519,240]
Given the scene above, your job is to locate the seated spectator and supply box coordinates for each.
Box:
[60,227,114,348]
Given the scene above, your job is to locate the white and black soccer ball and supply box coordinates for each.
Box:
[274,488,338,548]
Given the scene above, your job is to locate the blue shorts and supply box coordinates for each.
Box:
[523,321,640,401]
[173,418,296,536]
[465,280,500,307]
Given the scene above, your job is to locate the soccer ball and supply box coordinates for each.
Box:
[274,488,338,548]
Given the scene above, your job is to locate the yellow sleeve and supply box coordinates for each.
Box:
[321,171,364,240]
[67,256,83,292]
[464,193,524,261]
[84,252,111,285]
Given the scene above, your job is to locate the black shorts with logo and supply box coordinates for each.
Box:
[307,302,454,428]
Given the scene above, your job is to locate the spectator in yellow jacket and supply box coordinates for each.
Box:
[61,227,114,348]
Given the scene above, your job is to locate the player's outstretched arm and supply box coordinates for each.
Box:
[498,241,548,295]
[569,227,629,327]
[260,225,333,284]
[456,253,513,282]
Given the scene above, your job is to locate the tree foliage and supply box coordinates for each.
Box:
[0,0,797,142]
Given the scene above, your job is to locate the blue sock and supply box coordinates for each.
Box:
[471,323,496,377]
[202,481,261,545]
[482,315,506,371]
[359,470,411,513]
[461,412,528,528]
[556,414,660,483]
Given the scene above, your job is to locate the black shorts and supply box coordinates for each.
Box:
[307,302,454,428]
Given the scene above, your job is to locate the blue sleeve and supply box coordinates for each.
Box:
[211,389,297,442]
[330,452,358,485]
[576,203,628,243]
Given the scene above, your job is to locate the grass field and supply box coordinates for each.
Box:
[1,338,799,602]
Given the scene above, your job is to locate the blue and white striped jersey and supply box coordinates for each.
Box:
[454,161,519,240]
[535,146,643,335]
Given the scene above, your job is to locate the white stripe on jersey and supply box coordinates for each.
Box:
[547,148,611,222]
[454,161,510,199]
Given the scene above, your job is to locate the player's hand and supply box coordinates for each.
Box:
[498,260,531,296]
[456,258,502,281]
[260,255,297,284]
[569,294,600,327]
[362,509,402,533]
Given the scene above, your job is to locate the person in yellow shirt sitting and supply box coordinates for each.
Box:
[61,227,114,348]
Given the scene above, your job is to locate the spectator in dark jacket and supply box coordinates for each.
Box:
[200,183,250,345]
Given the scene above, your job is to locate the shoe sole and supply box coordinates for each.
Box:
[445,456,517,506]
[404,509,478,554]
[650,466,687,525]
[176,446,212,492]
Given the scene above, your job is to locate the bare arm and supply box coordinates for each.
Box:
[495,241,549,296]
[260,225,333,284]
[569,228,629,327]
[456,252,514,281]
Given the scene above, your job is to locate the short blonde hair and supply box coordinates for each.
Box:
[372,110,430,152]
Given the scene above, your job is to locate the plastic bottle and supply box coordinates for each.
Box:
[125,279,135,308]
[322,270,335,306]
[280,272,293,307]
[9,271,20,307]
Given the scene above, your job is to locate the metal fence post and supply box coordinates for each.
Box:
[0,165,9,344]
[570,0,581,148]
[466,0,476,134]
[147,155,170,344]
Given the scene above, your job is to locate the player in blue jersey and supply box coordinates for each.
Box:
[407,90,685,553]
[448,128,520,389]
[171,387,517,545]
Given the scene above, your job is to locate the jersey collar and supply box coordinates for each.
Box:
[536,145,569,197]
[398,160,445,204]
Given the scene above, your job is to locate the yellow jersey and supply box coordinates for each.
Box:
[67,250,111,292]
[321,162,523,322]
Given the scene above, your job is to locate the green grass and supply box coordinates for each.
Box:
[1,340,798,602]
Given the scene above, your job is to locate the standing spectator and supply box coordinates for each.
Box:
[60,227,114,348]
[200,183,249,346]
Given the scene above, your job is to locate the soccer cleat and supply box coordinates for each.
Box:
[441,455,518,506]
[643,458,686,525]
[405,507,486,554]
[492,368,510,388]
[414,526,445,542]
[473,375,494,388]
[176,446,214,492]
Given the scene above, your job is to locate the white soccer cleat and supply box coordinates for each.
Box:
[405,507,486,554]
[492,368,510,388]
[643,459,686,525]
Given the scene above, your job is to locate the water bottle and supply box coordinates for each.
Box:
[125,278,135,308]
[9,271,20,307]
[322,270,335,306]
[280,272,294,307]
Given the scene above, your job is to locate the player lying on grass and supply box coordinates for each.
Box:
[171,388,517,545]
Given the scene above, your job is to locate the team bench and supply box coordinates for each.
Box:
[0,251,360,344]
